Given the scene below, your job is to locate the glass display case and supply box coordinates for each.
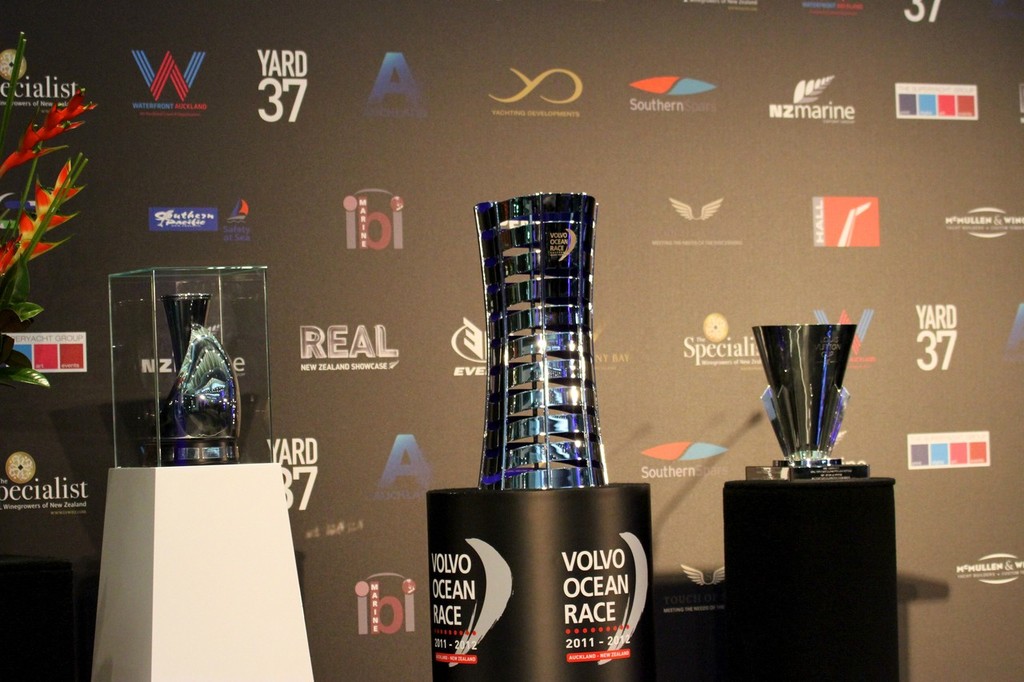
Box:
[108,266,271,466]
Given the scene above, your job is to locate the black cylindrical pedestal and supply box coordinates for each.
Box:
[426,484,655,681]
[723,478,898,681]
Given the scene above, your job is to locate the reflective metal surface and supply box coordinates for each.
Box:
[160,293,239,465]
[753,324,855,466]
[475,193,606,489]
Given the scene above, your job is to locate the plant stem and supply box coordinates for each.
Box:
[0,33,27,154]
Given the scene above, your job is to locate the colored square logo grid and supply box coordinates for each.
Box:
[907,432,990,469]
[895,84,978,120]
[12,337,88,373]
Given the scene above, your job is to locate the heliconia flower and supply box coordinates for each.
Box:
[0,231,19,275]
[42,90,95,132]
[0,34,92,389]
[0,89,95,178]
[13,160,81,262]
[32,161,81,217]
[0,145,56,178]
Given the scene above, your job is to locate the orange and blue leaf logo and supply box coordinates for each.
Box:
[630,77,716,96]
[642,442,727,461]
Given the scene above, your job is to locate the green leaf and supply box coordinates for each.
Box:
[0,256,30,309]
[0,309,34,333]
[0,336,32,366]
[7,300,42,322]
[4,348,31,368]
[0,365,49,388]
[0,332,12,362]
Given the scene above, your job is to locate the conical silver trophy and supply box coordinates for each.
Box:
[160,293,240,465]
[748,324,868,480]
[474,193,606,489]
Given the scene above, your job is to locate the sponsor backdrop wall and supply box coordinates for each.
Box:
[2,1,1022,680]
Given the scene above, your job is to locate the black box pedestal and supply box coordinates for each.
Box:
[0,555,76,681]
[426,484,655,681]
[723,478,899,681]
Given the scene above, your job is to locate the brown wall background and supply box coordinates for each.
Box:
[1,1,1022,679]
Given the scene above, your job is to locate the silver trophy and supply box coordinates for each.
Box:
[474,193,606,490]
[748,324,868,480]
[160,293,240,465]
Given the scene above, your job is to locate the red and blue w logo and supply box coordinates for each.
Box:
[132,50,205,101]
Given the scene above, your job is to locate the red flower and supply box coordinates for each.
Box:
[42,90,94,131]
[0,231,19,275]
[13,160,82,263]
[0,90,95,178]
[0,33,93,389]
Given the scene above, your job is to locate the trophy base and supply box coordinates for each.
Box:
[745,461,870,481]
[157,439,239,466]
[723,478,899,679]
[426,484,655,680]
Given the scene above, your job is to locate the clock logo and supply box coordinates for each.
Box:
[702,313,729,343]
[0,48,26,82]
[5,451,36,484]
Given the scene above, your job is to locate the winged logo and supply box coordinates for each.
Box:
[680,564,725,586]
[670,197,724,221]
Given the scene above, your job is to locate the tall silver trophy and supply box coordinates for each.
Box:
[474,193,606,490]
[160,293,240,465]
[748,324,868,480]
[426,193,653,678]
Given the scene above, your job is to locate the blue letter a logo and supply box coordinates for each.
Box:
[377,434,431,491]
[366,52,425,117]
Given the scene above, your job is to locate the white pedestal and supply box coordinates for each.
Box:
[91,464,314,682]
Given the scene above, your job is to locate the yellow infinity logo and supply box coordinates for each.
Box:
[489,68,583,104]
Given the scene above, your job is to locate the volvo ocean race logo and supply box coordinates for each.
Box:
[430,538,513,666]
[562,532,649,665]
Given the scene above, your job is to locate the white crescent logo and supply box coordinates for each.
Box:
[451,538,513,666]
[558,228,577,261]
[600,531,649,664]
